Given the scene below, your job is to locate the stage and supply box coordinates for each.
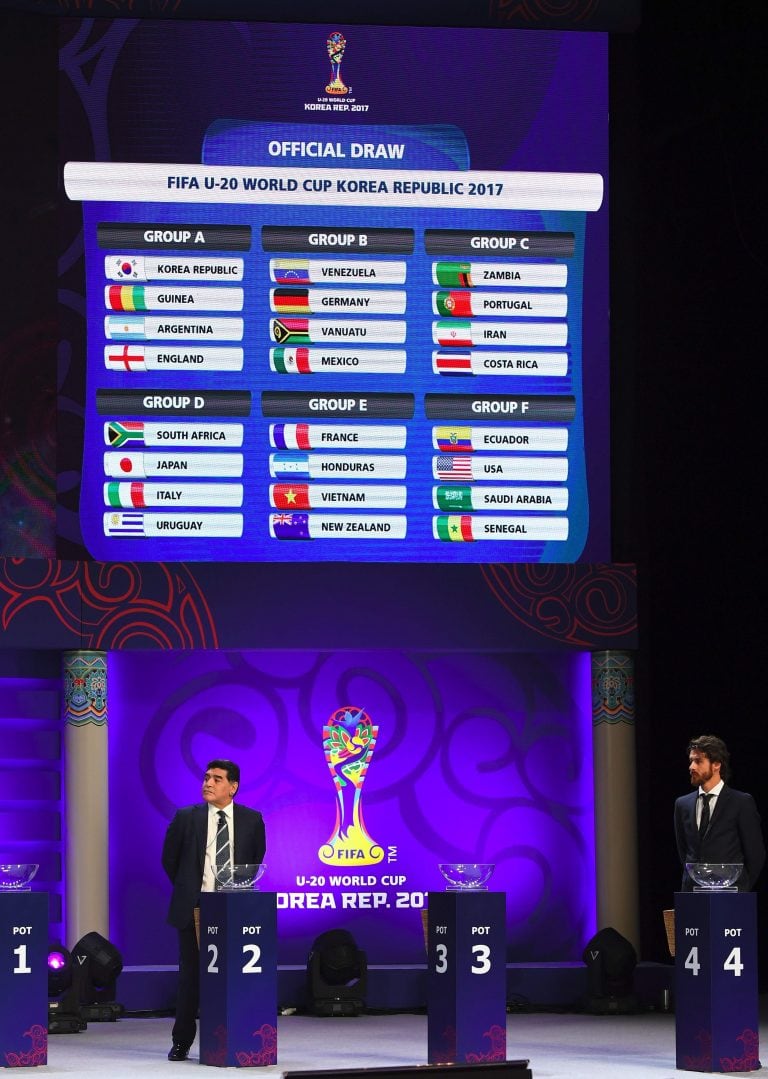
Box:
[34,1005,768,1078]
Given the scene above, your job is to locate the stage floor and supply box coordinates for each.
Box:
[31,1008,768,1078]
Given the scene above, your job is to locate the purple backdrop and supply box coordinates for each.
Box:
[107,648,595,965]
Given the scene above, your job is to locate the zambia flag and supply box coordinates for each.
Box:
[434,262,473,288]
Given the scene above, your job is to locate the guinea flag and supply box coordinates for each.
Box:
[434,262,473,288]
[435,514,474,541]
[108,285,147,311]
[434,291,473,317]
[271,483,311,509]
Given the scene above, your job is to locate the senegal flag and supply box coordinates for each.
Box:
[434,514,475,541]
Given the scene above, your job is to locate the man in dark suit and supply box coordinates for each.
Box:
[162,759,266,1061]
[674,735,765,892]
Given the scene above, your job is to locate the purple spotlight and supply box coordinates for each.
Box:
[48,950,67,971]
[47,944,73,996]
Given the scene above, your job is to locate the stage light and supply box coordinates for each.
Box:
[71,932,125,1021]
[47,944,87,1034]
[582,926,638,1014]
[307,929,368,1016]
[47,945,72,997]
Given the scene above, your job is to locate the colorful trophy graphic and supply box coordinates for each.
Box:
[319,706,383,866]
[325,32,349,95]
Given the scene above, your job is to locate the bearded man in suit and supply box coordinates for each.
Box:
[162,759,266,1061]
[674,735,764,893]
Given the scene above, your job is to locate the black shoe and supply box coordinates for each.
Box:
[168,1044,189,1061]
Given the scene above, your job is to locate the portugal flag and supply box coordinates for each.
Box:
[434,291,473,317]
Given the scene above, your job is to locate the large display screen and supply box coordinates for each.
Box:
[60,20,608,563]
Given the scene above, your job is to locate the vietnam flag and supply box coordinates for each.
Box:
[271,483,311,509]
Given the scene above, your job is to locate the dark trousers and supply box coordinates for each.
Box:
[172,920,199,1049]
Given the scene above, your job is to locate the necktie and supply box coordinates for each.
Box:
[699,793,712,835]
[215,810,231,883]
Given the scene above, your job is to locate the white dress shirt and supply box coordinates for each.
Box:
[696,778,724,828]
[202,801,234,892]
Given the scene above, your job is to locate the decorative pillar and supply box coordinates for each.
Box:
[62,651,109,947]
[591,650,639,951]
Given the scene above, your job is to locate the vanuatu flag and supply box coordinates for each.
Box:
[272,319,311,345]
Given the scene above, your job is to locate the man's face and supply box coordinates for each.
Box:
[202,767,237,808]
[688,750,720,791]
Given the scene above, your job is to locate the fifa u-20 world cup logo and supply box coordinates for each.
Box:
[326,32,349,95]
[319,706,383,866]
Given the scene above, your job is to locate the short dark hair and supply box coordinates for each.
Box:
[688,736,731,782]
[206,759,240,785]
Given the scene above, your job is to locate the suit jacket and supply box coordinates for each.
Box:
[162,802,266,928]
[674,785,765,892]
